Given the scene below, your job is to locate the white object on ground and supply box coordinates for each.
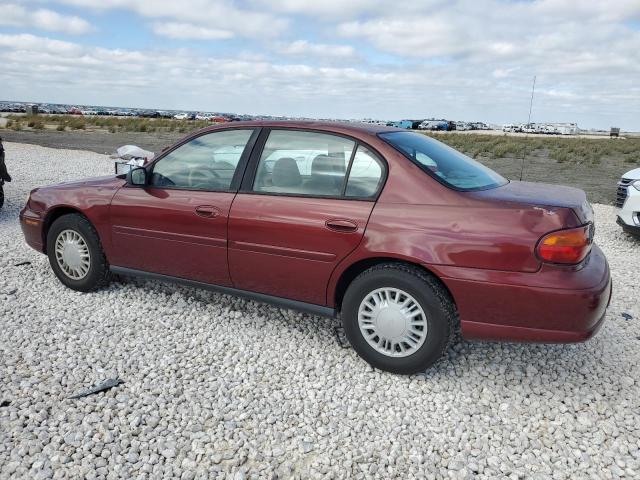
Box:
[110,145,154,161]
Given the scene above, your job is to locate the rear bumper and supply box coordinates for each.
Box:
[433,245,612,343]
[19,205,45,253]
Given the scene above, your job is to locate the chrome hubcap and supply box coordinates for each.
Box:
[55,229,90,280]
[358,287,428,357]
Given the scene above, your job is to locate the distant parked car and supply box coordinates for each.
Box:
[419,120,448,131]
[139,110,161,118]
[20,121,611,374]
[196,113,218,121]
[616,167,640,237]
[389,120,413,129]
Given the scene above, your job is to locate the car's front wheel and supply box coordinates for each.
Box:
[47,213,111,292]
[342,264,457,374]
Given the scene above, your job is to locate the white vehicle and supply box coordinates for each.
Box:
[173,113,189,120]
[616,167,640,237]
[556,123,578,135]
[502,124,521,133]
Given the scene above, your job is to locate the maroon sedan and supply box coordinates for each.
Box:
[20,122,611,374]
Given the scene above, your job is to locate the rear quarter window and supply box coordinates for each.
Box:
[379,131,507,191]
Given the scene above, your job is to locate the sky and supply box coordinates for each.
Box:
[0,0,639,130]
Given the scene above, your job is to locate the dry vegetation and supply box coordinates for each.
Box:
[6,115,637,166]
[5,114,214,134]
[424,132,640,165]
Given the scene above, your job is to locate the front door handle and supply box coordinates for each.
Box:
[195,205,220,218]
[325,219,358,233]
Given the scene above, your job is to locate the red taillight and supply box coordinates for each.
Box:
[537,225,592,264]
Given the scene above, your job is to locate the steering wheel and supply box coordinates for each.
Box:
[188,168,220,189]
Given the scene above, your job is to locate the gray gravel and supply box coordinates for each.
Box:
[1,142,639,479]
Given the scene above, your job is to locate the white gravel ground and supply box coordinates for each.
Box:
[1,142,639,479]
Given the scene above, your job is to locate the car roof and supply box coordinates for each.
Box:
[197,120,402,136]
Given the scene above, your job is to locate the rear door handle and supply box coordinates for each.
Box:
[195,205,220,218]
[325,219,358,233]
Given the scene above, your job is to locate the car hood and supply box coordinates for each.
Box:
[28,175,127,213]
[468,180,593,224]
[42,175,126,190]
[623,167,640,180]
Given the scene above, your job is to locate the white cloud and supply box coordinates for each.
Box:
[0,3,92,35]
[277,40,356,59]
[249,0,385,19]
[152,22,234,40]
[0,33,83,55]
[55,0,287,38]
[334,0,640,69]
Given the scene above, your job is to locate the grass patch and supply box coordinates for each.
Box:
[424,132,640,165]
[2,114,215,135]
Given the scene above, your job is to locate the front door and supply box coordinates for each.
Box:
[109,128,258,286]
[228,129,386,305]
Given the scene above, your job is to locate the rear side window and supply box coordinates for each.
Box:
[253,130,355,196]
[346,146,384,198]
[379,131,507,191]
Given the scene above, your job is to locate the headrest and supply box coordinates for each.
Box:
[272,157,301,187]
[311,154,344,175]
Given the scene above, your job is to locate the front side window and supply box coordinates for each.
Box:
[253,130,355,196]
[379,131,507,190]
[151,129,254,190]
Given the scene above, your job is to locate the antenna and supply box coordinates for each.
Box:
[519,75,536,181]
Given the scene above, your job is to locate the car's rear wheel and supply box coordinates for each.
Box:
[341,263,457,374]
[47,213,111,292]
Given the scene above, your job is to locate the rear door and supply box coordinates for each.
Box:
[109,128,258,285]
[228,129,385,306]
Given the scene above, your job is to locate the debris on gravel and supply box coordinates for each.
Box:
[1,142,639,479]
[69,378,125,400]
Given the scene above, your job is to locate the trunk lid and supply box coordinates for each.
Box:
[469,180,593,224]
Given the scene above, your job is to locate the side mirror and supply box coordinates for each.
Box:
[127,167,147,186]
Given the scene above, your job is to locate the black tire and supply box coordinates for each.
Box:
[46,213,111,292]
[341,263,458,374]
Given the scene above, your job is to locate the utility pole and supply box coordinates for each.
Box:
[519,75,536,181]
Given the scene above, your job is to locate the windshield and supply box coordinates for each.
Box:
[379,131,508,190]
